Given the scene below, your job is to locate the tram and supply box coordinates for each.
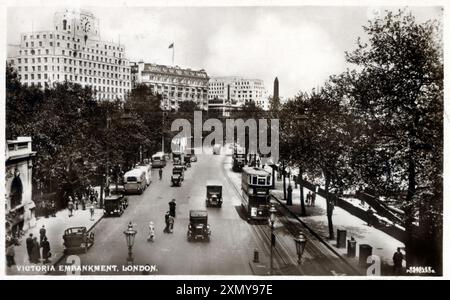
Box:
[241,166,272,220]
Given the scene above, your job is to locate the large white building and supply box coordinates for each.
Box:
[7,9,131,101]
[131,61,209,110]
[207,77,269,115]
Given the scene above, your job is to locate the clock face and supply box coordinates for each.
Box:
[80,16,91,33]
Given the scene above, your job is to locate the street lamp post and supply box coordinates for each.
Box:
[268,204,277,275]
[123,222,137,266]
[294,232,308,265]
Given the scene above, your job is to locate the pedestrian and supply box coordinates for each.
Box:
[169,199,176,217]
[81,195,86,210]
[39,225,46,244]
[30,237,41,264]
[89,203,95,221]
[26,233,34,261]
[41,237,51,263]
[164,211,170,233]
[305,192,311,206]
[42,201,49,218]
[159,168,163,180]
[393,248,404,276]
[311,192,316,207]
[147,221,155,242]
[50,200,56,217]
[6,243,16,268]
[68,198,74,217]
[168,215,175,233]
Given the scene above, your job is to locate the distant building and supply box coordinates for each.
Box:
[7,9,131,101]
[5,137,37,235]
[131,61,209,110]
[207,76,269,116]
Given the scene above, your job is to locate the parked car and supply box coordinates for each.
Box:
[63,227,94,254]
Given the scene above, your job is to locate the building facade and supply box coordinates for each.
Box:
[5,137,37,236]
[7,9,131,101]
[207,77,269,116]
[131,61,209,110]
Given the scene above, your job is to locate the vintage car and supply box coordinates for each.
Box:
[104,194,128,217]
[63,227,95,254]
[184,155,191,168]
[185,148,197,162]
[171,165,185,186]
[187,210,211,241]
[173,151,183,165]
[205,180,223,208]
[108,183,126,195]
[213,144,222,155]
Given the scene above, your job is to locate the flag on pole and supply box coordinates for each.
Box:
[168,43,174,49]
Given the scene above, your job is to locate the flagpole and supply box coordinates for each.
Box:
[172,44,175,66]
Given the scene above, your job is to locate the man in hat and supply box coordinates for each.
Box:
[169,199,176,218]
[26,233,34,261]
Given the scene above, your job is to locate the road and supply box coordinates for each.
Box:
[51,148,358,275]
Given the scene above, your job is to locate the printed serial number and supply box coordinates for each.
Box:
[220,284,273,295]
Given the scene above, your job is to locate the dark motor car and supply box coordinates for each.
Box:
[171,165,185,186]
[187,210,211,241]
[104,194,128,217]
[206,180,223,208]
[63,227,94,254]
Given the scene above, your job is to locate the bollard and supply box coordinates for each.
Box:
[359,244,373,267]
[287,185,293,206]
[336,229,347,248]
[347,239,356,257]
[253,249,259,263]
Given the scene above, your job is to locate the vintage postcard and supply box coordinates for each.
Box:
[1,0,447,280]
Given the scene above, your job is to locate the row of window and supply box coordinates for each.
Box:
[18,48,126,65]
[17,65,129,80]
[15,57,129,73]
[23,41,123,58]
[22,80,130,94]
[142,76,206,86]
[21,73,130,87]
[23,33,124,52]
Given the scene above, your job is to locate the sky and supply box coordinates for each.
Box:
[6,5,442,99]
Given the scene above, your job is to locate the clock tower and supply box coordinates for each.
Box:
[54,9,100,41]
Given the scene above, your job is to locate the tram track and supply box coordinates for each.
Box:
[221,157,360,275]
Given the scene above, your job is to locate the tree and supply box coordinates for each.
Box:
[344,10,443,272]
[178,100,199,113]
[306,85,354,239]
[279,93,311,214]
[126,84,163,157]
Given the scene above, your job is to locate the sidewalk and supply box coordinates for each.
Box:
[268,172,405,274]
[6,207,103,275]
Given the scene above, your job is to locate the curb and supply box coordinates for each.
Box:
[44,213,104,275]
[269,193,362,275]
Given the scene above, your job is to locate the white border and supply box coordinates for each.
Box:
[0,0,448,280]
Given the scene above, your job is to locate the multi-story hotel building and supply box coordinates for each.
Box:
[207,76,269,116]
[131,61,209,110]
[7,9,131,100]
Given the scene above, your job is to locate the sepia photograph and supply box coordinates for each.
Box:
[1,0,446,279]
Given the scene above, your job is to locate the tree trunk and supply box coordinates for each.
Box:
[325,173,334,239]
[404,149,416,268]
[282,161,286,200]
[299,167,306,216]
